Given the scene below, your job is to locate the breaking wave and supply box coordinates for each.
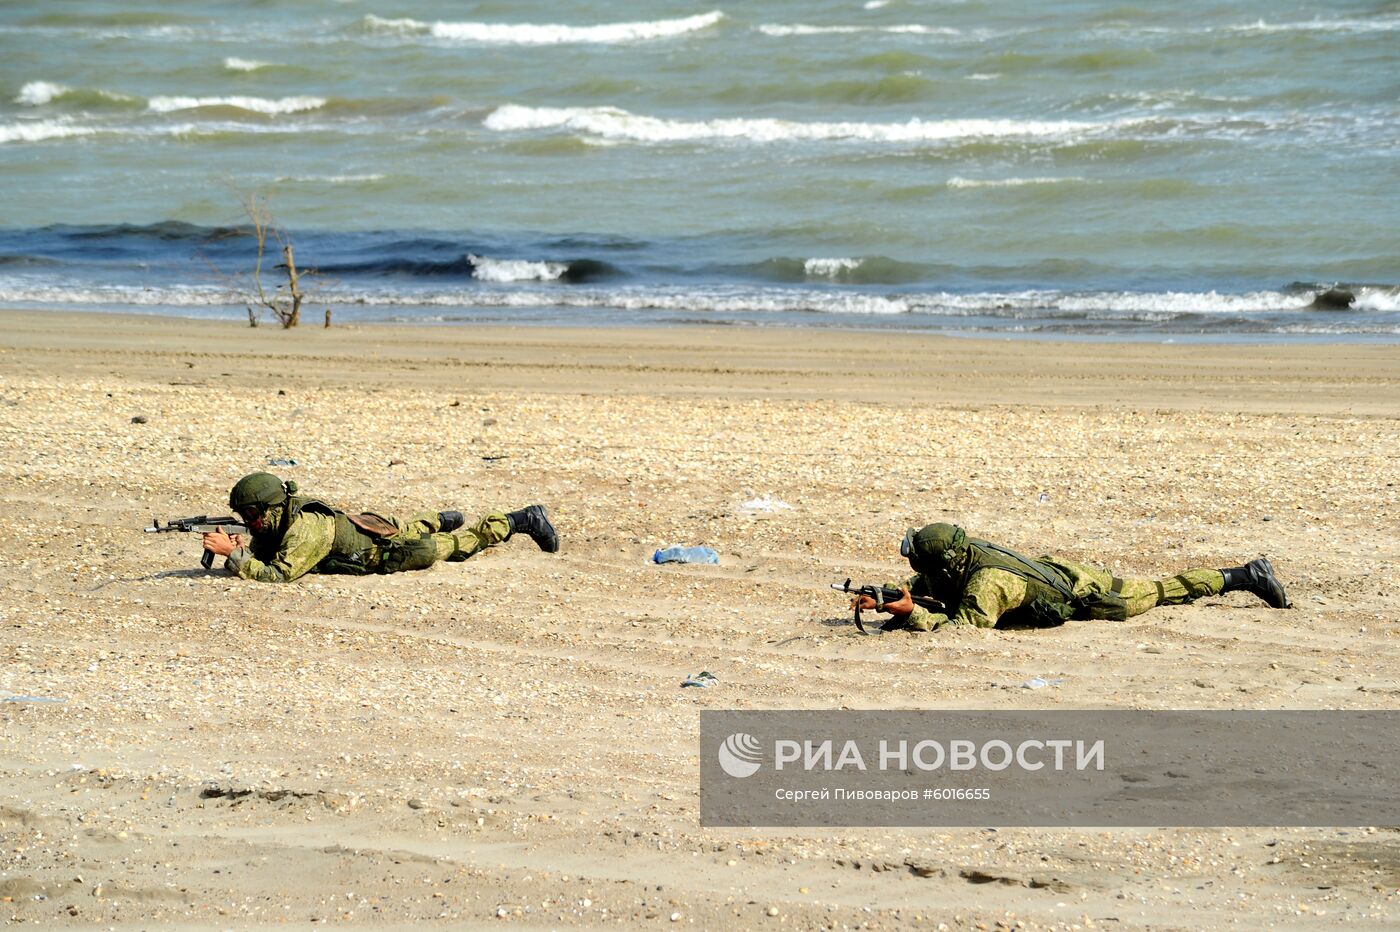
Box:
[273,173,386,184]
[147,95,327,114]
[482,104,1119,144]
[8,279,1390,321]
[359,10,723,45]
[804,258,863,278]
[1224,17,1400,35]
[15,80,138,107]
[0,121,98,144]
[947,176,1092,189]
[223,57,273,72]
[469,254,569,282]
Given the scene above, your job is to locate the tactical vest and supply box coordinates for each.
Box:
[963,539,1127,624]
[966,538,1075,603]
[250,494,379,575]
[916,537,1082,628]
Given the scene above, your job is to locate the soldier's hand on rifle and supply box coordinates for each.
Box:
[202,526,241,558]
[849,587,915,619]
[882,587,914,621]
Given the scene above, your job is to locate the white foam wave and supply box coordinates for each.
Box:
[804,258,863,277]
[223,57,272,72]
[0,282,230,305]
[1227,17,1400,35]
[468,255,569,283]
[1051,291,1311,314]
[147,95,326,114]
[15,81,136,106]
[0,121,97,144]
[363,10,723,44]
[758,23,960,37]
[483,104,1114,145]
[966,73,1001,81]
[947,176,1090,189]
[360,14,425,35]
[1354,288,1400,313]
[16,81,66,106]
[273,173,386,184]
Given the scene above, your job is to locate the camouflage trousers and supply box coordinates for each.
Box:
[1049,560,1225,618]
[376,511,511,571]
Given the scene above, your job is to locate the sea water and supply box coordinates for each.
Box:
[0,0,1396,338]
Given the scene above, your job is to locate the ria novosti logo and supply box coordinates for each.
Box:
[717,732,762,778]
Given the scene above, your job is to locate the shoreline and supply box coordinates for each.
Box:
[3,307,1398,415]
[2,299,1396,344]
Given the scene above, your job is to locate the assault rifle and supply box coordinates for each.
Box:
[146,515,249,569]
[831,578,945,633]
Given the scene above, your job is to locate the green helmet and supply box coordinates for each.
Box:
[229,472,290,511]
[901,523,968,578]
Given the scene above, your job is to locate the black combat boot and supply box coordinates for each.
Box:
[1219,557,1289,608]
[506,505,559,553]
[438,510,465,533]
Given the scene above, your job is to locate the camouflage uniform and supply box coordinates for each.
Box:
[226,496,510,584]
[884,523,1283,633]
[892,559,1224,632]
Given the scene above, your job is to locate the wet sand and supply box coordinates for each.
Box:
[2,310,1398,928]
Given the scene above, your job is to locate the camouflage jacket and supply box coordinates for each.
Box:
[887,556,1087,631]
[225,510,338,583]
[224,495,380,582]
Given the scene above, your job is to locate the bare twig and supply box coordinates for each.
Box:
[232,190,323,329]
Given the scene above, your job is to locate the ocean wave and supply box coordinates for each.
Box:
[1354,288,1400,313]
[273,173,387,184]
[312,253,622,283]
[0,281,232,305]
[0,120,347,145]
[482,104,1117,144]
[15,81,138,107]
[147,95,327,115]
[1225,17,1400,35]
[469,254,569,282]
[359,10,723,45]
[758,24,962,37]
[804,258,863,278]
[4,279,1393,322]
[1082,16,1400,40]
[0,121,97,144]
[947,176,1091,189]
[223,57,273,72]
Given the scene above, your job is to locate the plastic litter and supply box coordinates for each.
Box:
[653,546,720,565]
[681,671,718,688]
[267,457,297,466]
[741,495,793,512]
[0,695,67,703]
[1020,677,1065,689]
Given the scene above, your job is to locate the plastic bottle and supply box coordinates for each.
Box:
[652,546,720,565]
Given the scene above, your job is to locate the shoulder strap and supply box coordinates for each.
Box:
[969,541,1076,600]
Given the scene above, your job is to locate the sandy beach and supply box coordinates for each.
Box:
[2,310,1399,929]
